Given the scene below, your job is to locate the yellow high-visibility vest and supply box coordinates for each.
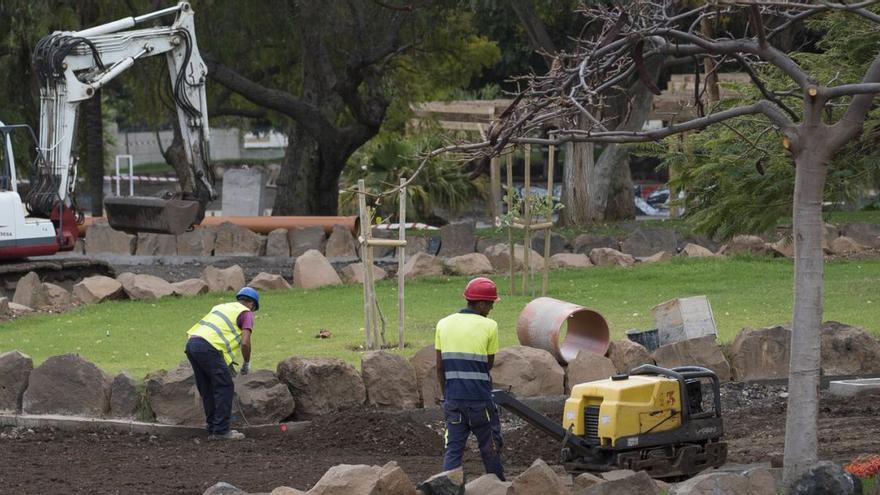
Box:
[187,302,250,365]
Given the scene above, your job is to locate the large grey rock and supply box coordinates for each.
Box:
[439,220,476,257]
[293,250,343,289]
[531,230,568,256]
[583,471,659,495]
[565,351,616,393]
[110,372,141,419]
[8,302,34,317]
[680,243,715,258]
[84,220,135,255]
[361,351,419,410]
[214,222,263,256]
[12,272,40,308]
[0,296,8,317]
[411,345,442,408]
[821,321,880,375]
[791,462,861,495]
[841,222,880,248]
[0,350,33,413]
[203,482,247,495]
[29,282,72,312]
[276,356,365,418]
[730,325,791,381]
[620,228,679,258]
[669,471,754,495]
[768,238,794,258]
[248,272,291,290]
[266,228,291,257]
[135,233,177,256]
[482,243,544,272]
[643,251,673,263]
[721,235,773,256]
[288,226,326,257]
[444,253,494,276]
[324,224,357,258]
[145,362,203,425]
[233,369,296,425]
[172,278,210,297]
[574,472,604,491]
[653,336,731,382]
[417,468,465,495]
[830,236,865,255]
[202,265,247,292]
[549,253,592,269]
[177,227,216,256]
[465,474,510,495]
[493,346,564,397]
[118,272,174,300]
[589,248,635,267]
[73,275,124,305]
[573,234,618,254]
[22,353,110,416]
[221,167,266,216]
[607,339,655,373]
[509,459,569,495]
[310,462,416,495]
[402,252,444,280]
[340,263,387,284]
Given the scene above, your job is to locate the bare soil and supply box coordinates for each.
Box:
[1,384,878,494]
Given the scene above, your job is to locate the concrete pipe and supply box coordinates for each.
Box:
[516,297,611,364]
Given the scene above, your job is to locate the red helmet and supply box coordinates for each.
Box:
[463,277,500,302]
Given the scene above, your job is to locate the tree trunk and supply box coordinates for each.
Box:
[561,140,594,226]
[273,124,346,215]
[83,91,104,216]
[782,132,829,488]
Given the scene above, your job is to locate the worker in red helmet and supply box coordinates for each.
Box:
[434,277,505,480]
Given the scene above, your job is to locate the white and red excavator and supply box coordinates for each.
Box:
[0,2,214,284]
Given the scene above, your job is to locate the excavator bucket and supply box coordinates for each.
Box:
[104,196,204,235]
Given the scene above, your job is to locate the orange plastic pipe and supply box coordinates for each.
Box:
[78,215,358,237]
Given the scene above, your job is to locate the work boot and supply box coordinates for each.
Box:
[209,430,245,441]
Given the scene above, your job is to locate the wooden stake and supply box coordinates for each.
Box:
[357,179,373,349]
[523,144,531,296]
[398,177,406,350]
[506,153,516,296]
[490,156,501,220]
[542,145,555,296]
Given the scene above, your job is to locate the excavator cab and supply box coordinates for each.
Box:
[104,196,204,235]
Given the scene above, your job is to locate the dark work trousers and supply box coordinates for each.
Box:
[185,337,234,435]
[442,399,505,481]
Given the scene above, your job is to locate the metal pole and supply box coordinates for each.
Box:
[128,156,134,196]
[398,177,407,349]
[542,145,555,296]
[357,179,373,349]
[506,153,515,296]
[115,157,121,196]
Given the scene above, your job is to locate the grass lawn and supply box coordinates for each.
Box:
[1,257,878,378]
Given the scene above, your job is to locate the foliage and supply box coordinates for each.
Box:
[496,187,563,230]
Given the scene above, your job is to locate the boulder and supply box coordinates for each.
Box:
[84,220,135,255]
[276,356,365,418]
[340,263,388,284]
[583,471,659,495]
[509,459,569,495]
[0,350,33,413]
[841,222,880,248]
[574,472,604,491]
[361,351,419,410]
[172,278,210,297]
[202,265,247,292]
[266,228,291,257]
[370,228,399,258]
[8,302,34,317]
[73,275,124,305]
[145,362,203,425]
[589,248,635,267]
[642,251,673,263]
[411,345,442,408]
[118,272,174,300]
[791,462,861,495]
[565,352,616,392]
[830,236,864,255]
[135,233,177,256]
[821,321,880,375]
[22,353,110,416]
[573,234,619,254]
[549,253,592,269]
[492,346,564,397]
[482,243,545,273]
[402,252,444,280]
[203,482,247,495]
[444,253,494,276]
[288,226,326,257]
[600,470,636,481]
[465,474,510,495]
[439,220,476,257]
[110,372,141,419]
[417,468,465,495]
[30,282,71,312]
[177,227,216,256]
[271,487,306,495]
[233,369,296,425]
[669,472,752,495]
[406,236,428,256]
[324,224,358,258]
[310,462,416,495]
[293,250,343,289]
[744,467,779,495]
[0,297,7,317]
[620,228,679,258]
[722,235,772,256]
[729,325,791,381]
[248,272,291,290]
[213,221,263,256]
[531,231,568,257]
[768,239,794,258]
[12,271,40,308]
[680,243,715,258]
[652,336,731,382]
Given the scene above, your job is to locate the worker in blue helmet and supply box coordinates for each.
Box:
[185,287,260,440]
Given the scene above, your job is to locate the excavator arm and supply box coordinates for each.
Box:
[29,1,215,235]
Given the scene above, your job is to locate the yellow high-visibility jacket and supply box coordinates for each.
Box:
[187,302,250,365]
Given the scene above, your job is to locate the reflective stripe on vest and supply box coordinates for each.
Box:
[187,302,248,364]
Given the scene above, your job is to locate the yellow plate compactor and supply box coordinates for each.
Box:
[493,365,727,479]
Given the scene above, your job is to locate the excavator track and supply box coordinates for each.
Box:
[0,258,115,298]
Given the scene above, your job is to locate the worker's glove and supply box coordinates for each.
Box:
[241,362,250,376]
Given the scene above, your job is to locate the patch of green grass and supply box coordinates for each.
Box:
[825,210,880,225]
[1,258,878,378]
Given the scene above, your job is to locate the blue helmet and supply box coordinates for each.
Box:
[236,287,260,311]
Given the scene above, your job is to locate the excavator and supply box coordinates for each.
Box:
[1,2,213,289]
